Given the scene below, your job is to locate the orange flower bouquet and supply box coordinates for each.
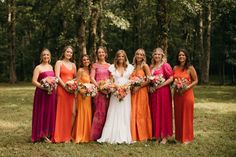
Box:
[113,84,130,102]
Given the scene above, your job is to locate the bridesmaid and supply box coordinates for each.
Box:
[130,48,152,141]
[149,48,173,144]
[73,54,92,143]
[31,48,56,143]
[173,49,198,144]
[90,46,110,141]
[53,45,77,143]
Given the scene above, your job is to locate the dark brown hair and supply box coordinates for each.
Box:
[175,48,191,70]
[79,54,92,73]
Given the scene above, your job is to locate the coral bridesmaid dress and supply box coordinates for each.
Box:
[53,63,76,143]
[173,66,194,143]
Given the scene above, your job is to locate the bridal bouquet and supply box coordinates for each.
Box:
[40,76,59,94]
[78,83,97,98]
[113,84,130,102]
[172,77,189,95]
[64,79,78,94]
[147,74,166,89]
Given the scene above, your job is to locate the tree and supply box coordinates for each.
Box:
[156,0,169,54]
[8,0,17,83]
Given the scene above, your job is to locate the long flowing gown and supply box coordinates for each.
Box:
[73,71,92,143]
[173,66,194,143]
[90,63,110,141]
[53,63,76,143]
[31,71,56,142]
[131,69,152,141]
[97,64,134,144]
[149,63,173,139]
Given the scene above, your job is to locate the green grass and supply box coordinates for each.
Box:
[0,84,235,157]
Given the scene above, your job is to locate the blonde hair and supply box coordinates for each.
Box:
[114,50,128,69]
[40,48,51,63]
[132,48,146,68]
[151,48,166,67]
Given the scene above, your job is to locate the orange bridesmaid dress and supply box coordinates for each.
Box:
[131,69,152,141]
[73,71,92,143]
[173,66,194,143]
[53,63,76,143]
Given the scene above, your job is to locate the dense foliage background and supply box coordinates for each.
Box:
[0,0,236,84]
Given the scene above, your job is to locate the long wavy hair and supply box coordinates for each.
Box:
[132,48,146,68]
[79,54,92,73]
[59,45,75,63]
[40,48,51,63]
[150,48,166,68]
[175,48,191,70]
[114,49,128,69]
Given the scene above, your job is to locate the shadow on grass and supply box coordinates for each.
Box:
[194,85,236,103]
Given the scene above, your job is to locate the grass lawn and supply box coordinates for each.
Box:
[0,84,235,157]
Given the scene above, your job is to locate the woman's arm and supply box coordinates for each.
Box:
[32,66,41,88]
[187,65,198,89]
[90,63,98,87]
[55,60,65,88]
[158,63,173,88]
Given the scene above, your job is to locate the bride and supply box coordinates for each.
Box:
[97,50,134,144]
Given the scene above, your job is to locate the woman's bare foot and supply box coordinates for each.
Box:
[183,141,191,145]
[160,138,167,144]
[43,137,52,143]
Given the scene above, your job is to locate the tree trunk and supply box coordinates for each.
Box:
[232,66,235,83]
[98,1,105,46]
[198,9,204,83]
[76,0,88,56]
[77,16,87,55]
[90,5,100,56]
[8,0,17,83]
[201,4,211,84]
[156,0,169,55]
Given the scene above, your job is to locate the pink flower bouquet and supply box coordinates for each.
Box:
[172,78,189,95]
[40,76,59,94]
[129,76,145,88]
[148,74,166,89]
[65,79,78,93]
[78,83,97,98]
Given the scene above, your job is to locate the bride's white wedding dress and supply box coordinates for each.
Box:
[97,64,134,144]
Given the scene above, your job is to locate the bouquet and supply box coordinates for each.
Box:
[148,74,166,89]
[64,79,78,93]
[129,76,145,88]
[40,76,59,94]
[98,80,116,94]
[78,83,97,98]
[172,77,189,95]
[113,84,130,102]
